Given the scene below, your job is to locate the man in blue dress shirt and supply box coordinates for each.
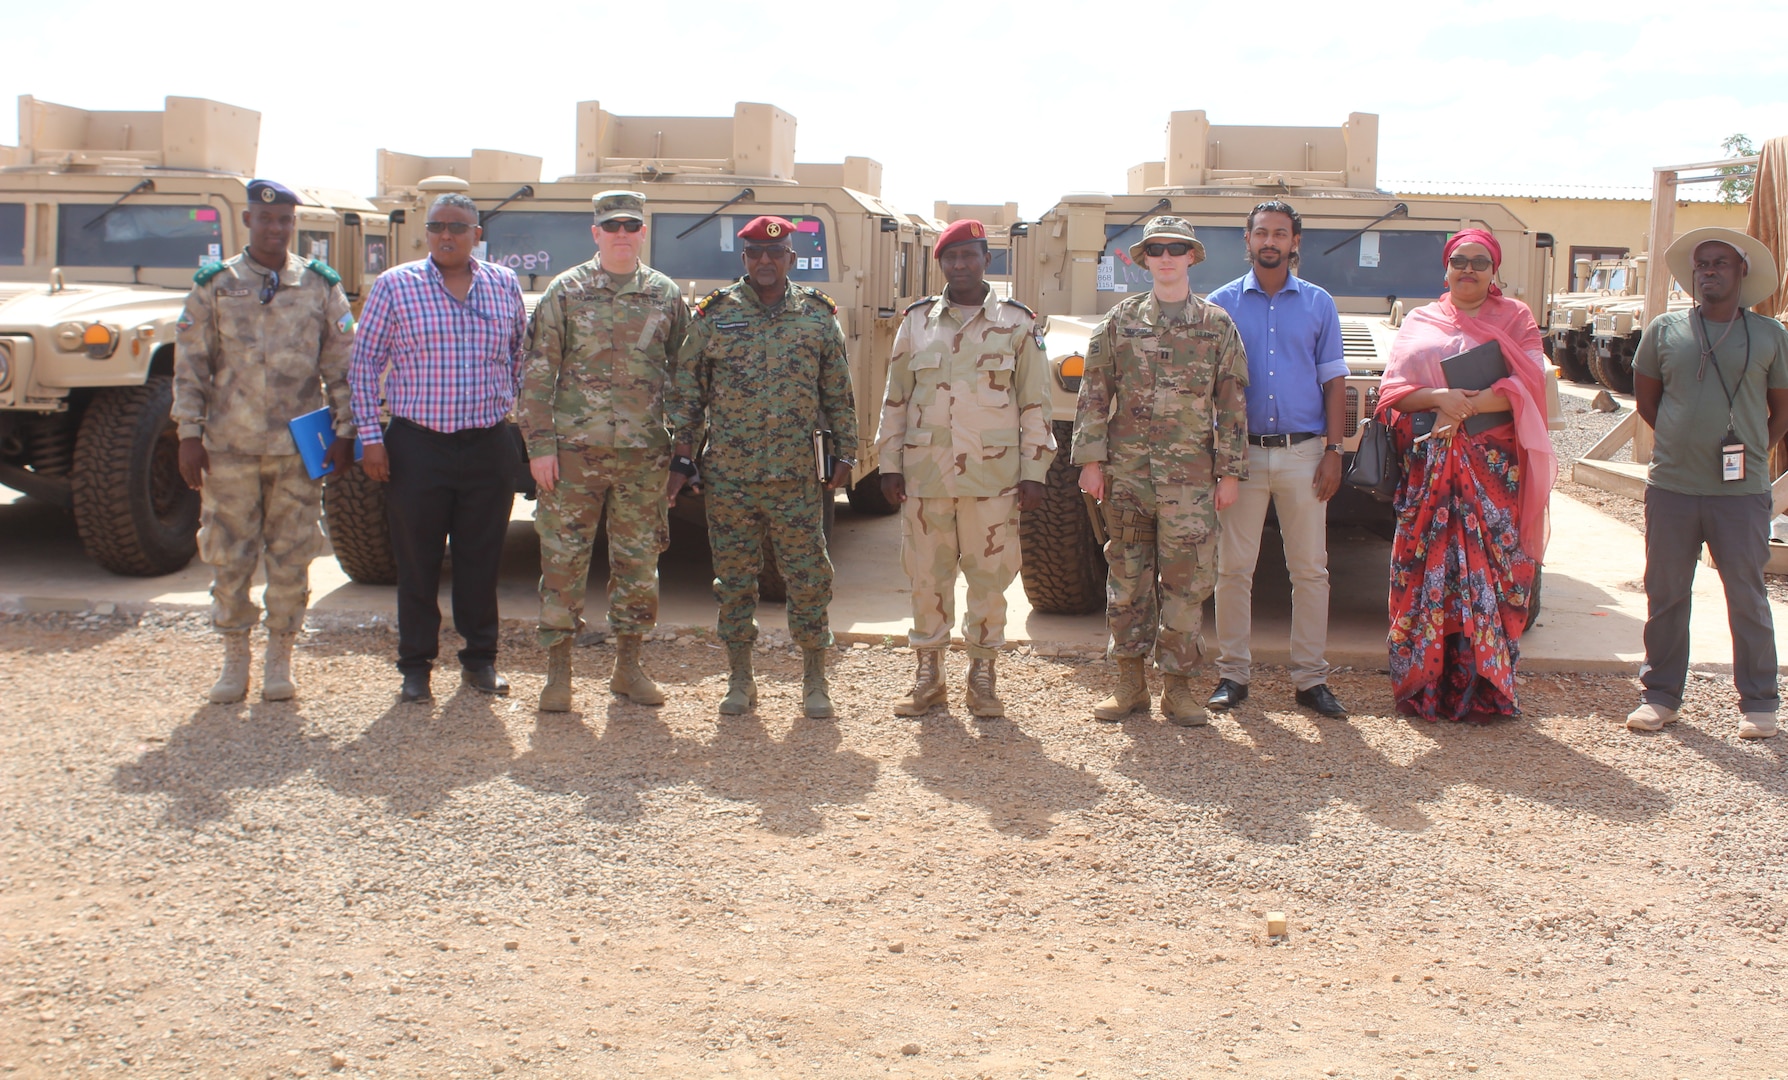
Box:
[1206,201,1348,719]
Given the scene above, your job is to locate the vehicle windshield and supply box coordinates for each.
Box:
[0,203,23,265]
[1100,224,1451,303]
[478,211,592,281]
[1589,264,1628,291]
[57,204,225,268]
[651,212,829,283]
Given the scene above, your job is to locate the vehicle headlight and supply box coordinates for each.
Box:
[82,323,119,359]
[1054,353,1085,393]
[0,341,12,392]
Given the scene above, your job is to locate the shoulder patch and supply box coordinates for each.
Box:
[1001,297,1038,320]
[307,259,342,286]
[903,295,937,315]
[805,286,838,314]
[193,262,226,286]
[691,288,726,318]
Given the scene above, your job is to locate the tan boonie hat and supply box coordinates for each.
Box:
[1128,215,1205,266]
[593,190,647,224]
[1664,227,1779,309]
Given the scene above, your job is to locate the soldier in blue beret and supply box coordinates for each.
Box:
[245,179,301,206]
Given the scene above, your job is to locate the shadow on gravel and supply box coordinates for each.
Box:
[509,705,689,823]
[690,714,879,835]
[1668,721,1788,795]
[112,702,326,824]
[902,714,1105,838]
[316,689,514,816]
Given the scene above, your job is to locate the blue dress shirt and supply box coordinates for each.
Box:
[1208,270,1347,436]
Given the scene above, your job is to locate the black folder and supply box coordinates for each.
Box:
[1414,340,1512,436]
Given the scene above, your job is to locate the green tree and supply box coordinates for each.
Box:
[1719,134,1755,205]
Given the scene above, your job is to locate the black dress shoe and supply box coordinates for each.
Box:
[1207,678,1249,711]
[1295,683,1348,718]
[400,671,432,704]
[461,666,511,696]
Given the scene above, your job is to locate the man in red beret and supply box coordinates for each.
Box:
[669,215,858,719]
[874,219,1053,717]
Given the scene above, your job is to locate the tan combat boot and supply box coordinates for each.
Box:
[802,647,834,719]
[1160,674,1209,727]
[966,656,1004,718]
[610,634,665,705]
[719,643,758,715]
[1092,656,1150,722]
[892,648,947,716]
[538,639,573,712]
[208,632,251,704]
[262,631,297,701]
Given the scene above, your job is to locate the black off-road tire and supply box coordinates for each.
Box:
[846,469,900,515]
[1552,330,1595,384]
[1590,342,1635,395]
[1019,420,1107,615]
[323,465,398,585]
[758,490,837,604]
[70,377,200,577]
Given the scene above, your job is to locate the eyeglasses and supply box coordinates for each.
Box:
[1448,255,1493,271]
[744,245,792,261]
[599,219,644,233]
[1143,242,1194,257]
[259,273,281,305]
[425,221,476,236]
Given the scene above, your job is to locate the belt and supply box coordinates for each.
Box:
[389,416,505,442]
[1248,432,1322,447]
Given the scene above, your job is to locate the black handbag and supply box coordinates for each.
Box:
[1342,415,1400,502]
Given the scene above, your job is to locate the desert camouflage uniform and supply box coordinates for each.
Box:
[875,291,1054,657]
[670,280,856,649]
[1071,291,1249,673]
[519,259,689,647]
[172,251,355,632]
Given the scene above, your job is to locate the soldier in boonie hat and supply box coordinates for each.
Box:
[593,190,647,225]
[246,179,301,206]
[1128,215,1205,266]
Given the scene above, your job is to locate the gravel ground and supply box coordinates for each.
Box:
[3,610,1785,1080]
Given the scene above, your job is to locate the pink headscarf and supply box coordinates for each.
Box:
[1444,228,1504,297]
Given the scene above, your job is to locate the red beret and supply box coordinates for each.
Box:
[935,219,988,258]
[737,216,797,243]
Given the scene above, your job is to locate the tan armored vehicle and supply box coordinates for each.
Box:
[0,95,391,576]
[1011,110,1562,614]
[325,101,935,587]
[1545,256,1645,385]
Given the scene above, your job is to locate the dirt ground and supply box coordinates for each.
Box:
[1,611,1785,1080]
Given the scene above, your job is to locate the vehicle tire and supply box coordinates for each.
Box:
[1590,342,1634,395]
[70,377,200,577]
[323,465,398,585]
[846,468,900,515]
[1552,331,1595,384]
[1018,420,1107,615]
[758,489,836,604]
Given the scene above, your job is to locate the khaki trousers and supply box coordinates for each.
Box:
[901,494,1019,659]
[1214,439,1331,689]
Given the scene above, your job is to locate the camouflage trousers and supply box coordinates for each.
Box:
[535,446,669,647]
[901,494,1019,658]
[1103,471,1219,674]
[198,452,325,633]
[707,477,833,650]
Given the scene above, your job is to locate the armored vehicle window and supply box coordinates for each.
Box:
[299,230,333,267]
[1099,225,1245,296]
[0,204,23,265]
[651,213,829,283]
[986,247,1010,276]
[364,233,390,277]
[56,204,224,269]
[478,212,591,281]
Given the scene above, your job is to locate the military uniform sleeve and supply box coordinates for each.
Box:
[1212,319,1250,480]
[874,315,918,476]
[818,310,858,458]
[506,273,528,391]
[349,275,396,446]
[171,284,218,442]
[669,316,713,448]
[1014,316,1056,484]
[1070,312,1117,465]
[320,284,357,438]
[519,279,566,459]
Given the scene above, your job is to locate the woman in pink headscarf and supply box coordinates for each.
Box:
[1377,229,1556,722]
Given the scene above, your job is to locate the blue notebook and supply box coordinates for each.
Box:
[287,407,363,479]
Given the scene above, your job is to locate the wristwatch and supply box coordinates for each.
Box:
[1324,442,1344,455]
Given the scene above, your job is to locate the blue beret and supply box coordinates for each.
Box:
[246,179,300,206]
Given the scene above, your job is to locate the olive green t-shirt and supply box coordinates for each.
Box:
[1633,309,1788,496]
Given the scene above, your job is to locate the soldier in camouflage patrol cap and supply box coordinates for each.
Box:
[521,189,690,713]
[875,218,1054,718]
[669,214,857,719]
[172,178,356,704]
[1072,216,1249,726]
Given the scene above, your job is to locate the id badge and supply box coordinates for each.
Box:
[1722,434,1746,482]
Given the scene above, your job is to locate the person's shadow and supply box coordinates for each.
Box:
[112,701,325,824]
[686,712,879,835]
[316,685,514,817]
[508,699,690,823]
[902,712,1105,838]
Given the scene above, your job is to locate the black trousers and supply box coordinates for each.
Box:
[383,418,517,675]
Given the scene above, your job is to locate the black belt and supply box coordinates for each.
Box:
[1248,431,1322,447]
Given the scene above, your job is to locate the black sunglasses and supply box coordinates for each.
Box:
[1143,242,1194,257]
[259,273,281,305]
[599,219,644,233]
[1448,255,1493,271]
[744,245,792,260]
[424,221,476,235]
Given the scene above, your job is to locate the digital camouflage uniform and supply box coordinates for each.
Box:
[1071,291,1249,673]
[172,251,356,632]
[519,258,690,647]
[670,280,857,649]
[875,291,1054,657]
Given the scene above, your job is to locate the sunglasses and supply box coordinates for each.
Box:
[259,273,281,305]
[1448,255,1493,271]
[599,219,644,233]
[744,245,792,260]
[1143,242,1194,257]
[424,221,476,235]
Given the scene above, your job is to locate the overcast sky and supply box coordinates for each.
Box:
[6,0,1786,219]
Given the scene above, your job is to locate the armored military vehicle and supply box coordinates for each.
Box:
[324,101,936,589]
[0,95,391,576]
[1545,256,1646,385]
[1010,110,1562,614]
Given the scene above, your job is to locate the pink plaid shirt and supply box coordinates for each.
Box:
[349,256,527,445]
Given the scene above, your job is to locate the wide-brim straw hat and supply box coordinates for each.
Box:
[1664,227,1779,309]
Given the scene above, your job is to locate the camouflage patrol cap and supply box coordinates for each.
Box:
[593,190,647,224]
[1128,216,1205,266]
